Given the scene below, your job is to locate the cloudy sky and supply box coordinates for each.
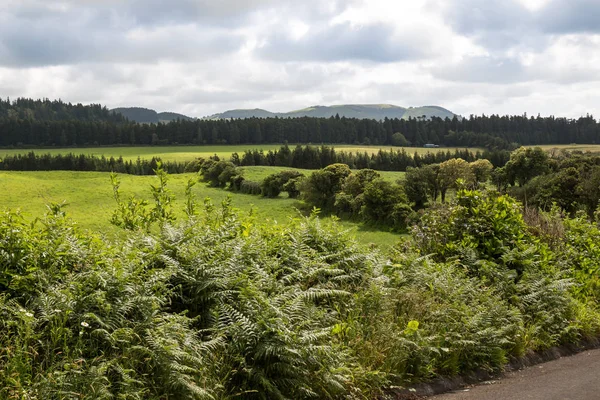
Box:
[1,0,599,118]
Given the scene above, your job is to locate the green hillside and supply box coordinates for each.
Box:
[157,111,195,122]
[401,105,456,120]
[111,107,194,123]
[207,104,456,120]
[209,108,277,119]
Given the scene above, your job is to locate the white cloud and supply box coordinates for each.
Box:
[0,0,599,119]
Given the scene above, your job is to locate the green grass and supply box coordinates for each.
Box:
[530,144,600,153]
[0,170,403,249]
[0,144,482,162]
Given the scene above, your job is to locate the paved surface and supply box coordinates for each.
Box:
[430,348,600,400]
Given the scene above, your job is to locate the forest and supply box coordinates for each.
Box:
[1,98,600,148]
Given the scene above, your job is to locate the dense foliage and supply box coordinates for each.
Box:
[232,145,509,170]
[490,148,600,217]
[1,168,600,399]
[0,151,195,175]
[0,145,509,174]
[2,97,600,148]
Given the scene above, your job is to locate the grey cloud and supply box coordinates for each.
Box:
[537,0,600,33]
[122,0,276,27]
[0,6,244,67]
[430,56,531,84]
[258,23,429,63]
[439,0,529,34]
[437,0,600,51]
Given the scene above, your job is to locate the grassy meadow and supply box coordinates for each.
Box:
[0,144,482,162]
[1,169,402,248]
[531,144,600,153]
[0,144,426,249]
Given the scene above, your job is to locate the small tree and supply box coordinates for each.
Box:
[361,178,411,230]
[302,164,351,210]
[439,158,475,202]
[470,159,494,186]
[391,132,409,147]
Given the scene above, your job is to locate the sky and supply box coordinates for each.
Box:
[0,0,599,118]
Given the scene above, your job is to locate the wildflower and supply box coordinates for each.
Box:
[79,331,84,336]
[25,312,33,317]
[80,321,89,328]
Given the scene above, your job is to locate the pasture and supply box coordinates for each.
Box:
[0,144,482,162]
[531,144,600,153]
[0,169,402,248]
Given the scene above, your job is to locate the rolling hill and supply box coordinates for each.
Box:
[205,104,457,120]
[111,107,195,123]
[112,104,458,123]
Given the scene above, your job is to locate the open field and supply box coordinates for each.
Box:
[0,170,402,248]
[0,144,482,162]
[529,144,600,152]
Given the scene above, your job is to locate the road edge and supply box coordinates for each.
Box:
[382,336,600,399]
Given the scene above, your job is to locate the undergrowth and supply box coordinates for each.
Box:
[0,166,599,399]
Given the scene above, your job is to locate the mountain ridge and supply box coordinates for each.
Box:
[111,107,196,123]
[111,104,458,123]
[206,104,457,121]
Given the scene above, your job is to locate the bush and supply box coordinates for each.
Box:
[302,164,351,210]
[361,178,411,230]
[240,180,262,195]
[261,170,304,198]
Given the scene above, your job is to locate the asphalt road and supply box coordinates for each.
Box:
[430,348,600,400]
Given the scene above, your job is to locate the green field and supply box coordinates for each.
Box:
[0,144,482,162]
[530,144,600,153]
[0,170,402,248]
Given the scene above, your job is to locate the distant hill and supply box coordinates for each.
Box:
[111,107,195,123]
[112,104,458,123]
[157,112,195,123]
[215,109,277,119]
[401,106,456,120]
[205,104,457,120]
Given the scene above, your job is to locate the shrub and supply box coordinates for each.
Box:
[240,180,263,195]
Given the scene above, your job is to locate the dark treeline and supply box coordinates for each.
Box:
[0,146,510,175]
[0,152,194,175]
[0,98,127,123]
[2,98,600,148]
[232,144,510,170]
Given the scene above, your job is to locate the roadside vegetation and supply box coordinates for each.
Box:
[1,163,599,399]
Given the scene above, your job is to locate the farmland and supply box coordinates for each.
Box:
[0,169,402,248]
[530,144,600,153]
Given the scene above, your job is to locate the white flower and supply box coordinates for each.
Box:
[79,331,84,336]
[80,321,90,328]
[25,312,33,317]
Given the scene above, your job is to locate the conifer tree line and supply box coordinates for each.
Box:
[0,152,193,175]
[231,144,510,169]
[0,146,508,174]
[2,97,600,148]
